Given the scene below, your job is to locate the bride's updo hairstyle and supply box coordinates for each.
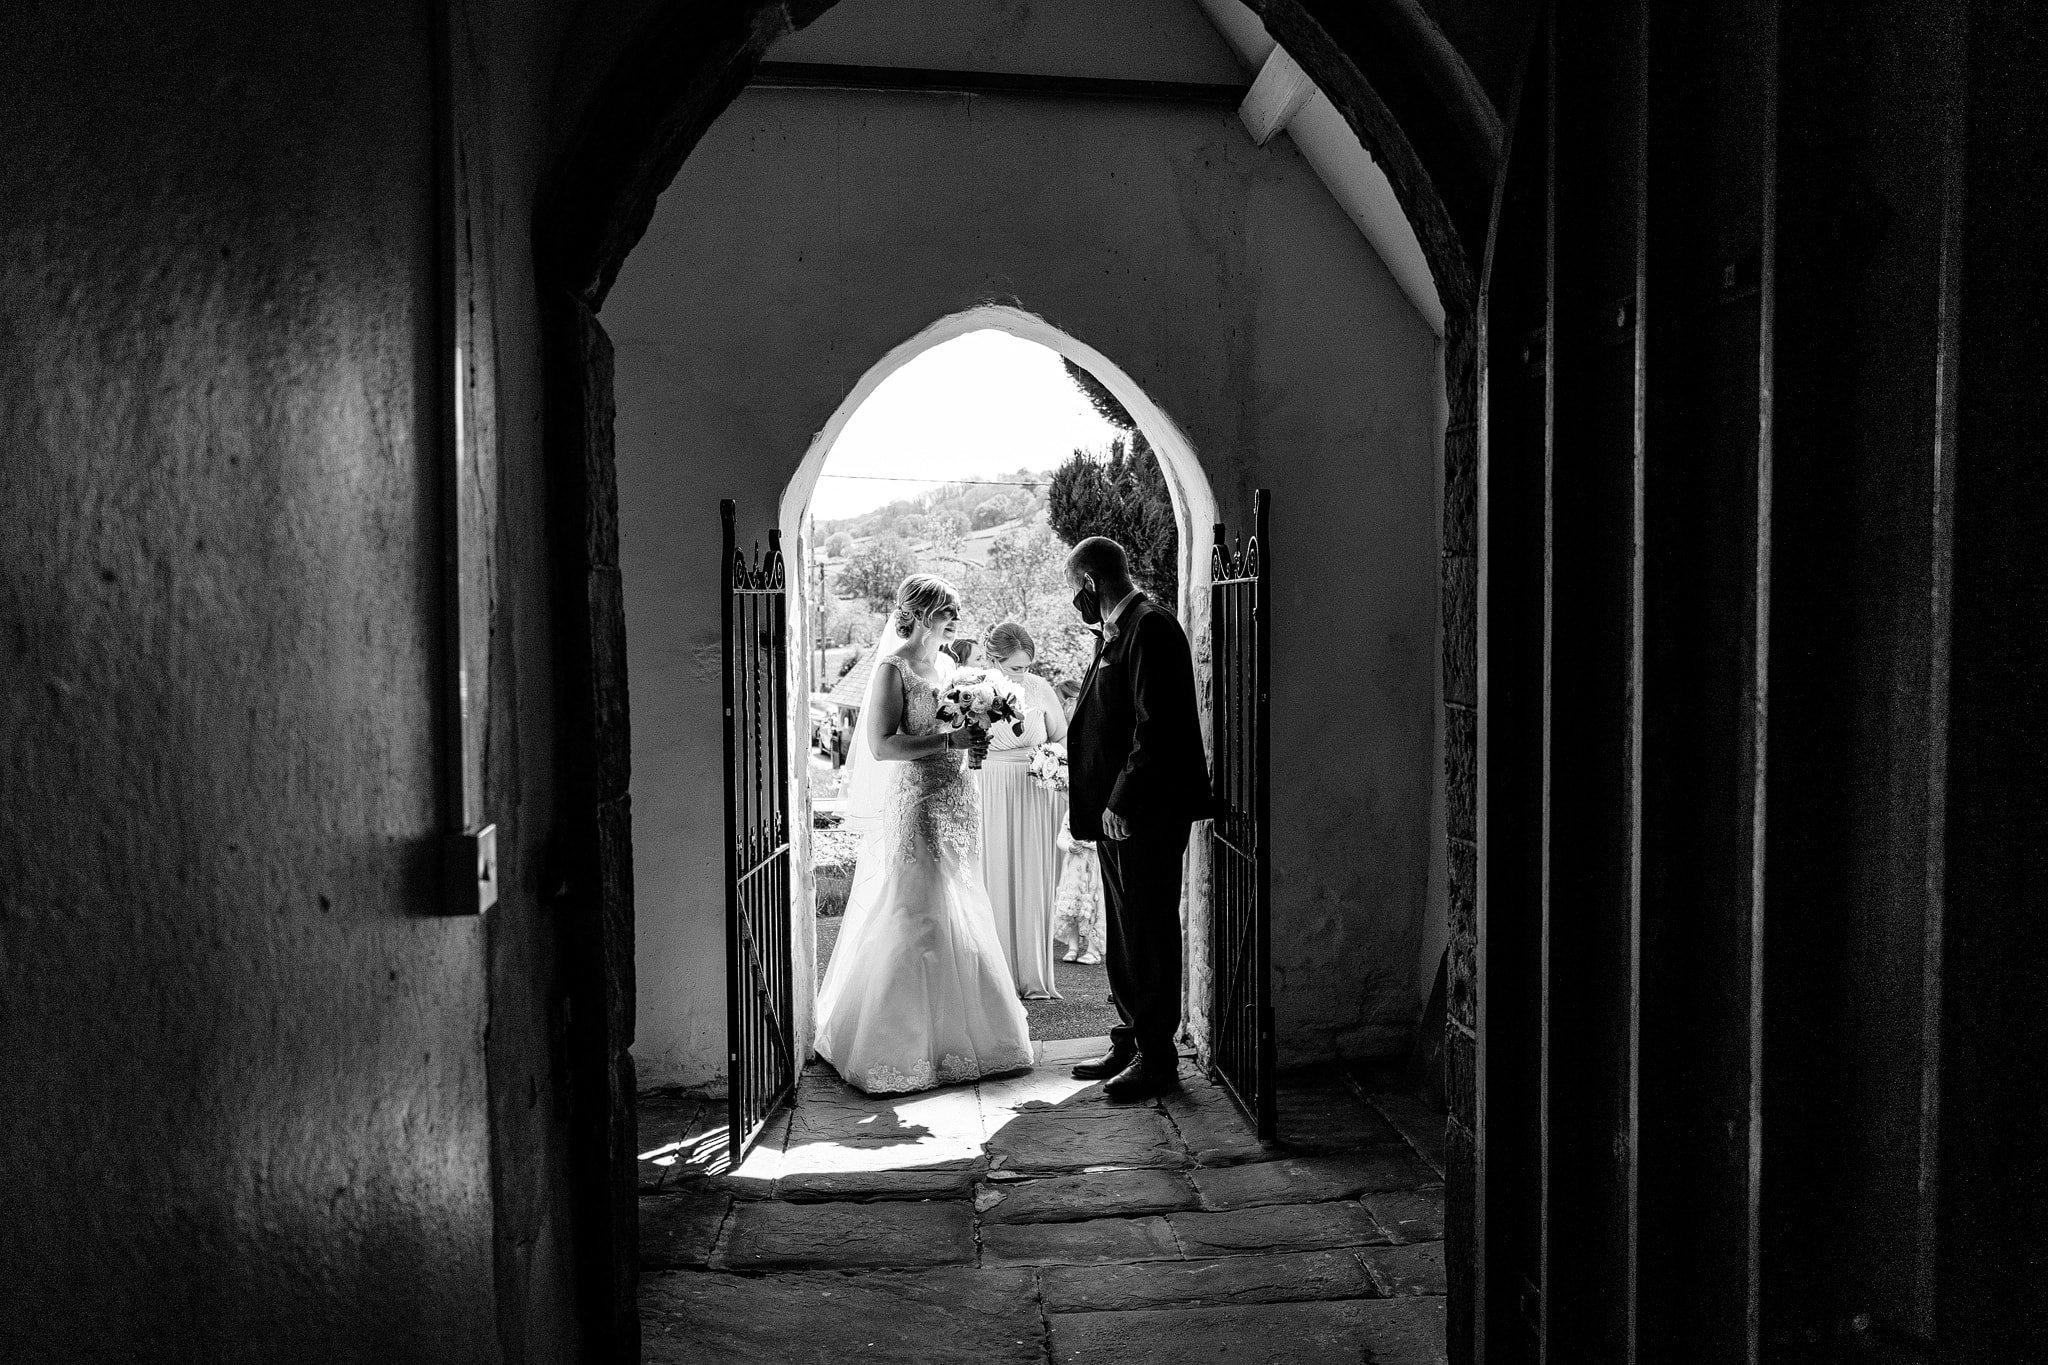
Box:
[985,621,1036,662]
[892,573,963,637]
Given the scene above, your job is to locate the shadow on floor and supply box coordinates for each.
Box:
[636,1038,1450,1363]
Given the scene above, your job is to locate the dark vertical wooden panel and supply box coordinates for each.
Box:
[1543,1,1648,1356]
[1634,1,1776,1360]
[1763,0,1967,1353]
[1940,3,2048,1359]
[1475,24,1549,1362]
[1473,6,2048,1362]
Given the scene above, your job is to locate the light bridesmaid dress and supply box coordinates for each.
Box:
[975,670,1069,999]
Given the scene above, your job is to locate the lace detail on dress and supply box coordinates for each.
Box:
[858,1044,1033,1095]
[884,665,981,868]
[945,1045,1034,1080]
[862,1061,934,1093]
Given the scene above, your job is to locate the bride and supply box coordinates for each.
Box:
[813,572,1035,1094]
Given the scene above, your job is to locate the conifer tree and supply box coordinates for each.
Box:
[1049,360,1180,611]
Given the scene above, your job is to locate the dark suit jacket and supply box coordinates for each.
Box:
[1067,595,1214,840]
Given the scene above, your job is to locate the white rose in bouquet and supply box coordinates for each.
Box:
[1028,740,1069,793]
[939,667,1026,770]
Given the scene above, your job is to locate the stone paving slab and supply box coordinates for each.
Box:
[975,1168,1196,1224]
[1365,1090,1450,1178]
[1359,1241,1448,1297]
[1033,1035,1116,1068]
[1274,1078,1406,1151]
[1190,1150,1440,1211]
[1364,1186,1447,1244]
[1162,1068,1242,1104]
[639,1186,733,1269]
[782,1085,989,1173]
[1158,1088,1267,1166]
[985,1106,1183,1172]
[976,1068,1115,1124]
[637,1092,716,1193]
[714,1199,975,1271]
[786,1089,978,1150]
[775,1167,979,1202]
[724,1108,793,1189]
[1050,1296,1448,1364]
[796,1065,870,1103]
[637,1089,711,1139]
[642,1267,1045,1363]
[1166,1201,1390,1257]
[777,1146,987,1179]
[1039,1248,1379,1312]
[979,1214,1181,1268]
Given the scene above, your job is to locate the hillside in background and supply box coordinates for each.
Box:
[808,467,1099,684]
[816,469,1052,543]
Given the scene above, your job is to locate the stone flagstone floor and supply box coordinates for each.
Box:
[636,1038,1449,1363]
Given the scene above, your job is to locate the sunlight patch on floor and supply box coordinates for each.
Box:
[756,1037,1117,1178]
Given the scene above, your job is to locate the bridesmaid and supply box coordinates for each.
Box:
[975,621,1069,999]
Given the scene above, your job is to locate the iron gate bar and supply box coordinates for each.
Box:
[1207,490,1275,1140]
[721,500,797,1166]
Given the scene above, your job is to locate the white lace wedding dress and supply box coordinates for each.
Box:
[813,656,1035,1094]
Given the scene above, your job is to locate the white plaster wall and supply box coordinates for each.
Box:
[608,81,1443,1086]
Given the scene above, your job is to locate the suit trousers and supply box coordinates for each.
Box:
[1097,821,1191,1068]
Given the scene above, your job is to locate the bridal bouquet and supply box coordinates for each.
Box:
[1028,741,1069,793]
[936,667,1025,770]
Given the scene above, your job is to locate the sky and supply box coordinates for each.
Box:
[808,329,1124,522]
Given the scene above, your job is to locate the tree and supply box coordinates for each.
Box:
[822,597,881,648]
[971,492,1028,529]
[912,508,970,549]
[1054,360,1180,610]
[824,531,852,557]
[977,524,1062,624]
[964,524,1096,684]
[1047,439,1179,611]
[834,535,916,612]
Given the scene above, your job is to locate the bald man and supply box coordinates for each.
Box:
[1062,536,1214,1100]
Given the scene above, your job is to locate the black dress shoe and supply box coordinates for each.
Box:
[1101,1058,1182,1101]
[1071,1048,1137,1080]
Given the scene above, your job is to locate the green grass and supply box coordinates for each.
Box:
[814,863,853,918]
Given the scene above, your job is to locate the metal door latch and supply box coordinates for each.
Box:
[444,824,499,915]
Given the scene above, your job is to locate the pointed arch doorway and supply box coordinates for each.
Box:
[763,306,1232,1151]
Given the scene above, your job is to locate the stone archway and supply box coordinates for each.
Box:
[777,302,1224,1067]
[779,305,1218,629]
[535,5,1495,1355]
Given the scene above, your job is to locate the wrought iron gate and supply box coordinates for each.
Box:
[1208,490,1275,1139]
[721,500,797,1164]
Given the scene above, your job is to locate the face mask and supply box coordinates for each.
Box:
[1073,582,1102,625]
